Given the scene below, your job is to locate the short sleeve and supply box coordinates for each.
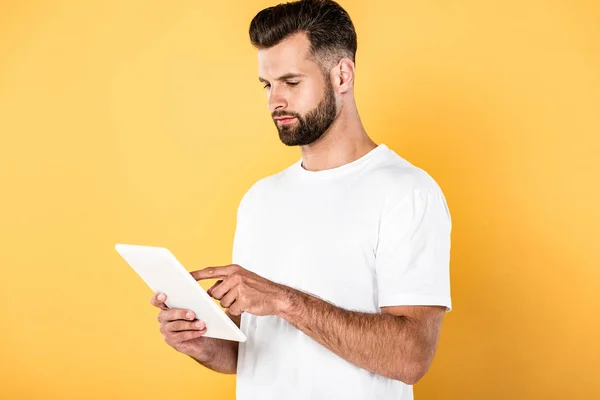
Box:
[375,188,452,311]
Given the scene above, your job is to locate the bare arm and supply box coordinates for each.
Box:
[190,311,241,374]
[279,289,445,385]
[193,265,446,384]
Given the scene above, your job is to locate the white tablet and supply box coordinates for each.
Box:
[115,243,247,342]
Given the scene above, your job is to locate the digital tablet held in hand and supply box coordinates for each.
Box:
[115,243,247,342]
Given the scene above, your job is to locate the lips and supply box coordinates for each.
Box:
[274,116,297,125]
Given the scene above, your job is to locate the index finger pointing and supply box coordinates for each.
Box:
[190,265,237,281]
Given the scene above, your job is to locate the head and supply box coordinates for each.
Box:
[249,0,358,146]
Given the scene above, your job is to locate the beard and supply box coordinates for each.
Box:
[272,81,337,147]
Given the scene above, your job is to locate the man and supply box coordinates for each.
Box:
[151,0,452,399]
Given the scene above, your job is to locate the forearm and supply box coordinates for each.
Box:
[191,311,240,374]
[278,289,431,384]
[192,339,239,374]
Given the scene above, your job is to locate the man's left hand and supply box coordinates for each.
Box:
[191,264,294,317]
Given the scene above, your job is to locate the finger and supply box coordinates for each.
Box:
[229,302,242,316]
[150,292,169,310]
[207,280,223,297]
[190,264,239,281]
[219,288,239,308]
[166,328,207,344]
[160,308,196,323]
[164,319,206,333]
[210,278,237,300]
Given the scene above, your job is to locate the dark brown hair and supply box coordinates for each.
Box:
[249,0,357,70]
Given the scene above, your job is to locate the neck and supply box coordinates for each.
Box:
[299,98,378,172]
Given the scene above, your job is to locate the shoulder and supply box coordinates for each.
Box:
[236,162,297,209]
[368,148,445,200]
[370,148,452,225]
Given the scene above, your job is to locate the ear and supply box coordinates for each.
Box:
[331,57,355,94]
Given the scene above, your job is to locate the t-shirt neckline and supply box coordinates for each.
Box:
[291,143,388,180]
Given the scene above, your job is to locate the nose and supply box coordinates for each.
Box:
[268,85,288,112]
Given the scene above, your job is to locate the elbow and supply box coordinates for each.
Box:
[393,360,431,385]
[400,368,427,386]
[391,338,440,384]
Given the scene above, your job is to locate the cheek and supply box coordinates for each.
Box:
[294,84,323,114]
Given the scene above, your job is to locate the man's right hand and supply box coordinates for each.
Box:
[150,292,214,362]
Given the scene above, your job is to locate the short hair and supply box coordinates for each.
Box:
[249,0,358,71]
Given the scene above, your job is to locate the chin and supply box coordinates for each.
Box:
[279,135,301,147]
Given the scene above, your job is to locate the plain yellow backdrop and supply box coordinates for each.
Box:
[1,0,599,399]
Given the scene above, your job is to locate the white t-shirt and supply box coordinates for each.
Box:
[232,143,452,400]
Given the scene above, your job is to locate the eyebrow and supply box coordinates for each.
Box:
[258,73,306,83]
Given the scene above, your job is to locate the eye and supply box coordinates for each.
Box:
[263,83,271,89]
[286,81,300,87]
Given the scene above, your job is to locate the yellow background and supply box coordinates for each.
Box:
[1,0,599,399]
